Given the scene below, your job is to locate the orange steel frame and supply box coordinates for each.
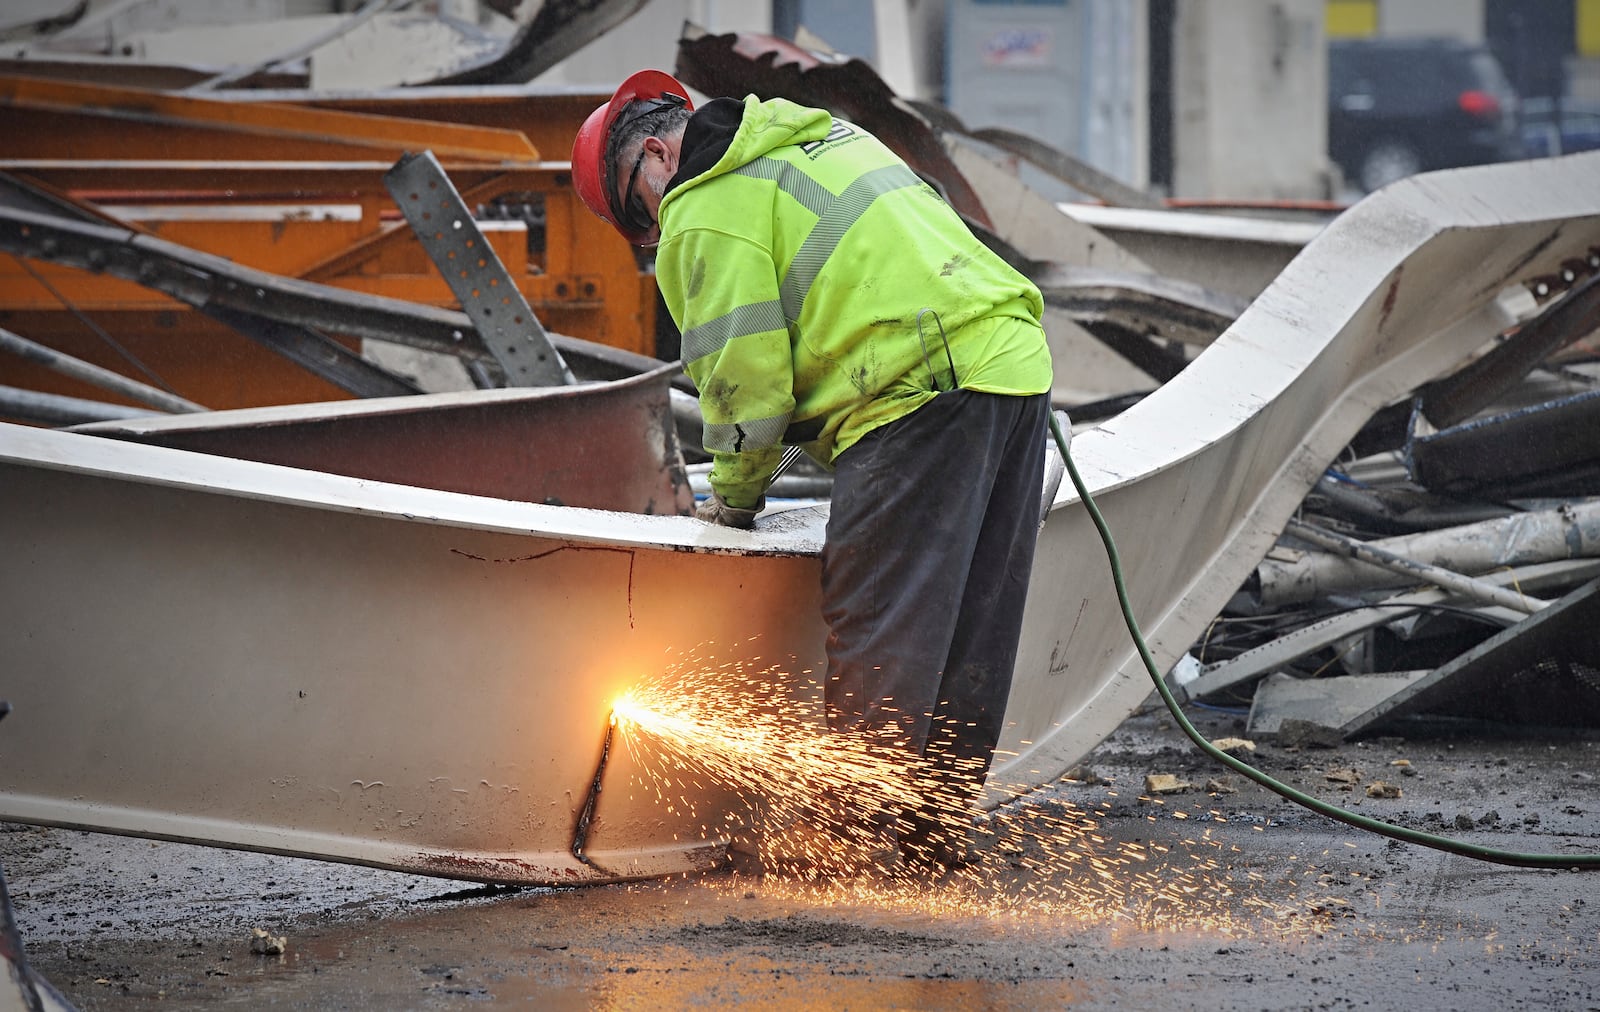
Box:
[0,74,656,410]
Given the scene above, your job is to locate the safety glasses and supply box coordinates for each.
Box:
[617,145,653,234]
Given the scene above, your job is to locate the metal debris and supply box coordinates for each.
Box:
[383,151,573,388]
[1248,672,1426,740]
[675,24,995,229]
[1342,577,1600,732]
[1408,387,1600,497]
[1188,253,1600,742]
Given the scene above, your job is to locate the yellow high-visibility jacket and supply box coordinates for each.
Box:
[656,96,1052,509]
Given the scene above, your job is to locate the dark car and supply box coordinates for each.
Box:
[1328,37,1522,192]
[1520,97,1600,157]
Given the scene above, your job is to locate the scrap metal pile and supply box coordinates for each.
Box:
[1,16,1597,745]
[1177,262,1600,742]
[669,27,1600,740]
[0,0,650,91]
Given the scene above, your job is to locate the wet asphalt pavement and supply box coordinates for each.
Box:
[4,707,1598,1010]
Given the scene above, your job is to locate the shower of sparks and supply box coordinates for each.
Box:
[611,646,930,878]
[611,648,1341,939]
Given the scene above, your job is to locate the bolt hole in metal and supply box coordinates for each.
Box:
[383,150,570,385]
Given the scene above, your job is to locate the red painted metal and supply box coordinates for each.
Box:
[75,364,693,515]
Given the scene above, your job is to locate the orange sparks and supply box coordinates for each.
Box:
[608,653,1331,938]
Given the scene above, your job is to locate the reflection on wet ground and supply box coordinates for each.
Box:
[4,709,1597,1009]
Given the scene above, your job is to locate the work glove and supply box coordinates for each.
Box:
[695,491,763,529]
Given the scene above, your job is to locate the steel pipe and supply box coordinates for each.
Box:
[1257,500,1600,607]
[0,326,204,414]
[1283,519,1549,614]
[0,383,160,426]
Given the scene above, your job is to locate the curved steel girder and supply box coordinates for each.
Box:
[1003,152,1600,797]
[2,154,1600,884]
[674,26,994,232]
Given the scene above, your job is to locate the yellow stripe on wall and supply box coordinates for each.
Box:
[1326,0,1378,39]
[1580,0,1600,57]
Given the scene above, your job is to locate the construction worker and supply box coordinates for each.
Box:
[573,69,1053,869]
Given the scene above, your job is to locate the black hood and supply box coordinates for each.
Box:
[665,97,745,195]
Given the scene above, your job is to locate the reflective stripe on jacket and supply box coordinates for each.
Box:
[656,96,1052,508]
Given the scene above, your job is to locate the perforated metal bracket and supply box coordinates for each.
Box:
[385,150,573,387]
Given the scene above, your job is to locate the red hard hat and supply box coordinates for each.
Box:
[572,69,694,246]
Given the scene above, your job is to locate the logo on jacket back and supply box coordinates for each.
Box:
[799,119,860,157]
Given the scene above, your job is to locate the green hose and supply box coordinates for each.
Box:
[1049,412,1599,870]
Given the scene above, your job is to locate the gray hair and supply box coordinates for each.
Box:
[611,102,693,169]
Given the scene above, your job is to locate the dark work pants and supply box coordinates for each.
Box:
[821,389,1050,796]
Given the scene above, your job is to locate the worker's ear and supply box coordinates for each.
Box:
[642,134,677,173]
